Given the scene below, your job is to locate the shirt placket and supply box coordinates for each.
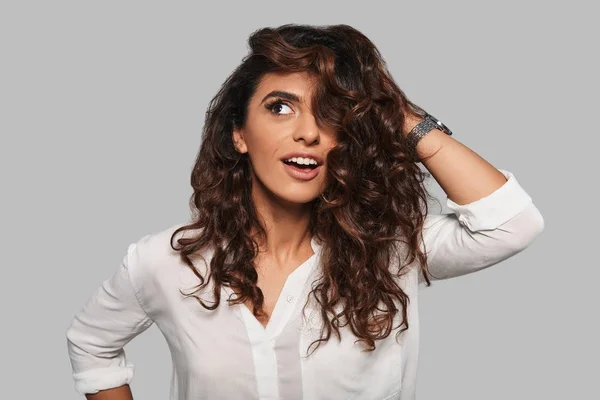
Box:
[238,245,320,400]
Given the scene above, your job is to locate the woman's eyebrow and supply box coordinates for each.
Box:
[260,90,301,105]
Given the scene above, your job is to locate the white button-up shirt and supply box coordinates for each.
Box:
[66,169,544,399]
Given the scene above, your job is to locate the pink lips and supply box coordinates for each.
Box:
[282,161,322,181]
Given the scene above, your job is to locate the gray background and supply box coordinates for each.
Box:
[1,0,597,399]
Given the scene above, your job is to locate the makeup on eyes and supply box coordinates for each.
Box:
[264,98,293,117]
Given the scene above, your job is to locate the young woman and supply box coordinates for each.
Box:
[66,24,544,400]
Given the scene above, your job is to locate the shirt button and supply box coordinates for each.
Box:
[286,295,294,303]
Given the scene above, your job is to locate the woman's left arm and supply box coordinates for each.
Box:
[402,115,545,283]
[404,114,508,205]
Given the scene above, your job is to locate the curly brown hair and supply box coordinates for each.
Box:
[171,23,436,354]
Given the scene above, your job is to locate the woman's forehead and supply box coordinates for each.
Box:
[254,72,319,101]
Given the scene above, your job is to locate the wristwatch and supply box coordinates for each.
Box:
[405,113,453,162]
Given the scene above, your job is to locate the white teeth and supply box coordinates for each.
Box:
[285,157,317,165]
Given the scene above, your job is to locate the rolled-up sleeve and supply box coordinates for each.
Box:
[419,169,545,283]
[66,237,154,395]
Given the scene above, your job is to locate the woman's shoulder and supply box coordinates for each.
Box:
[127,222,211,311]
[133,221,186,255]
[127,221,202,282]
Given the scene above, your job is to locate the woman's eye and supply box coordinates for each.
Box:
[267,101,293,116]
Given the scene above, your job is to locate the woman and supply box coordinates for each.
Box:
[66,24,544,400]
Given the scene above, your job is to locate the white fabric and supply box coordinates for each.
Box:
[66,169,544,399]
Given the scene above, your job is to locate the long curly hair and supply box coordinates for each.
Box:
[171,23,436,353]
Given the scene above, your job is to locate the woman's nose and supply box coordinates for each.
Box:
[293,114,320,144]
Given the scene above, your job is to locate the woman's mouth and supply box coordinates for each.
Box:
[281,160,322,181]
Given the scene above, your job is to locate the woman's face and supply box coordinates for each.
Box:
[233,71,338,206]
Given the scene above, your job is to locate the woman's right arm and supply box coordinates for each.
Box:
[85,384,134,400]
[66,238,155,397]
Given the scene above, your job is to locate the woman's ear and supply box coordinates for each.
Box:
[232,128,248,154]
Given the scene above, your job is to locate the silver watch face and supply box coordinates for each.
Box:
[427,114,452,135]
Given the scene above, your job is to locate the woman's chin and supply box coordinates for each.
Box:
[278,192,319,205]
[250,172,324,206]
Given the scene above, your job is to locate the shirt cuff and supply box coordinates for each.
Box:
[73,361,134,395]
[446,169,533,232]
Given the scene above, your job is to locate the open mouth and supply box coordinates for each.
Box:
[281,159,322,181]
[282,160,319,170]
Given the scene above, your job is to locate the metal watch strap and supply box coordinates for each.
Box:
[405,113,453,162]
[404,115,439,162]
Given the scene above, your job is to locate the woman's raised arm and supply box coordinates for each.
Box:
[402,115,545,282]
